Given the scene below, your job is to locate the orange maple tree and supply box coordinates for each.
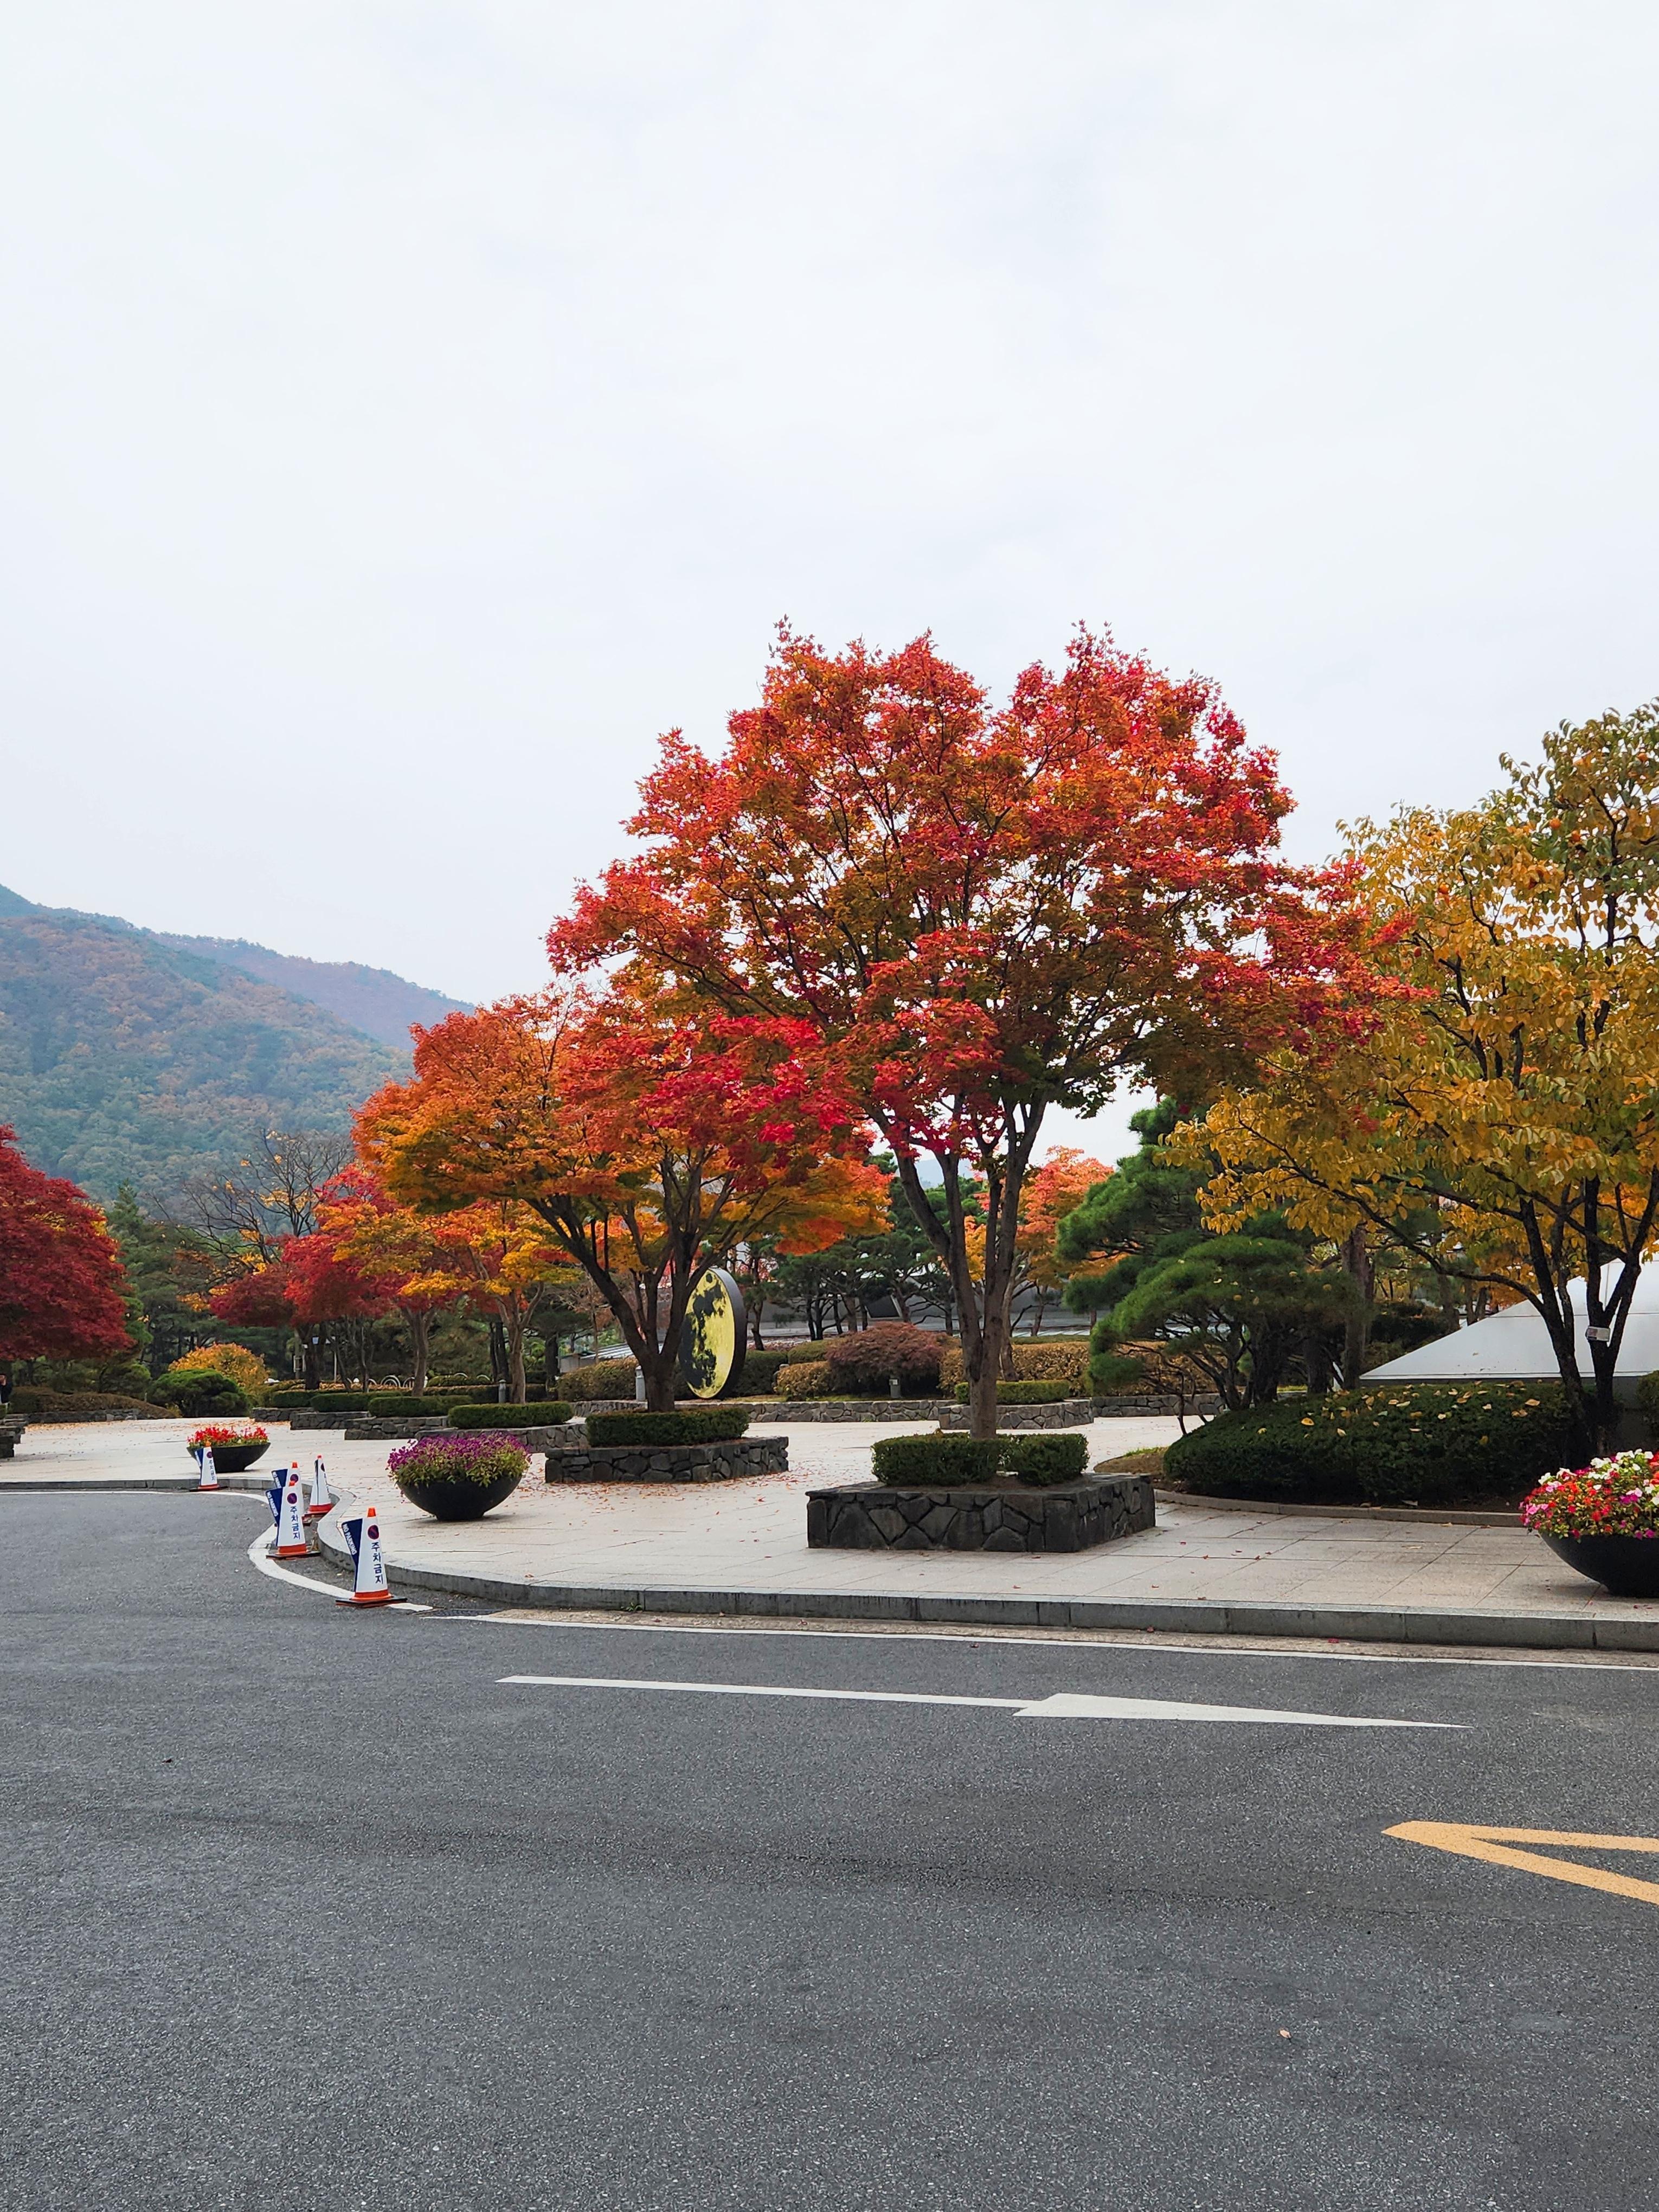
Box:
[548,626,1381,1434]
[1015,1148,1113,1334]
[356,986,877,1409]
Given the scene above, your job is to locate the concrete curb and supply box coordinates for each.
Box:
[0,1472,275,1494]
[309,1486,1659,1652]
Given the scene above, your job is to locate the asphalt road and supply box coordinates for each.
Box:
[4,1492,1659,2212]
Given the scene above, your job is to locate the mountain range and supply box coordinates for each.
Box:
[0,883,468,1200]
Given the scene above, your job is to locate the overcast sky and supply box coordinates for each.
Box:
[3,4,1656,1161]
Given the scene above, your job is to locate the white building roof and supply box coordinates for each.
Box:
[1366,1272,1659,1391]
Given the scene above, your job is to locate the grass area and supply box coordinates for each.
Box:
[1094,1446,1166,1475]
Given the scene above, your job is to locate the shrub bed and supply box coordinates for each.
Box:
[587,1408,752,1446]
[10,1387,157,1419]
[938,1339,1090,1390]
[773,1360,834,1397]
[558,1360,640,1401]
[953,1379,1073,1405]
[449,1400,574,1429]
[871,1431,1090,1487]
[824,1322,943,1398]
[1164,1381,1577,1508]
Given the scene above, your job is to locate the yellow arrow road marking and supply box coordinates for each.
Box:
[1387,1822,1659,1907]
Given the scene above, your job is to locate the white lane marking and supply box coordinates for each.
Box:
[499,1673,1456,1727]
[470,1613,1648,1674]
[1020,1692,1455,1728]
[246,1526,432,1610]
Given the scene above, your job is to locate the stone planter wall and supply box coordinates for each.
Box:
[341,1415,454,1442]
[543,1435,788,1484]
[806,1470,1155,1554]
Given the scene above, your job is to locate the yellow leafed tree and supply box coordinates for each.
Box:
[1181,704,1659,1454]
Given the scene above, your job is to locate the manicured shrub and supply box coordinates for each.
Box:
[773,1360,834,1397]
[953,1379,1074,1404]
[449,1401,574,1429]
[166,1342,267,1398]
[872,1435,1001,1486]
[586,1408,753,1446]
[1164,1381,1577,1508]
[147,1370,250,1417]
[557,1360,641,1401]
[780,1339,831,1363]
[362,1393,473,1417]
[824,1322,943,1397]
[998,1433,1089,1484]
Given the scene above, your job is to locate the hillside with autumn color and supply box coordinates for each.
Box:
[0,886,466,1199]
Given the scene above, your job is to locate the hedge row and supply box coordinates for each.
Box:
[449,1401,575,1429]
[1163,1381,1578,1508]
[937,1339,1091,1390]
[871,1431,1090,1488]
[586,1408,753,1446]
[953,1379,1076,1405]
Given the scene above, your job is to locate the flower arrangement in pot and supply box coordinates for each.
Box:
[185,1423,269,1474]
[388,1433,530,1522]
[1521,1451,1659,1598]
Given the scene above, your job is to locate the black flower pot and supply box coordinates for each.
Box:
[393,1467,525,1521]
[188,1441,267,1474]
[1541,1532,1659,1598]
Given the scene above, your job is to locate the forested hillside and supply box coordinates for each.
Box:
[0,891,439,1199]
[154,933,465,1047]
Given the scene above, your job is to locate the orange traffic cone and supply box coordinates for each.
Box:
[274,1467,308,1558]
[336,1505,394,1606]
[305,1456,334,1520]
[195,1445,221,1491]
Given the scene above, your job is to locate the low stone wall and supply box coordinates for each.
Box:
[806,1470,1155,1554]
[340,1415,453,1442]
[542,1434,788,1484]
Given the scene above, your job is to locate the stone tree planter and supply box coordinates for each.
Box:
[807,1470,1155,1554]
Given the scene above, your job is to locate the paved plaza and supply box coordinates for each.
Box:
[8,1413,1659,1645]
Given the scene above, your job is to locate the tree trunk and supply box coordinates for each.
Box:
[299,1329,320,1391]
[1339,1228,1373,1388]
[506,1320,527,1404]
[406,1309,430,1397]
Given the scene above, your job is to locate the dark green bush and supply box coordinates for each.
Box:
[732,1348,790,1393]
[450,1401,575,1429]
[872,1435,1001,1486]
[953,1379,1074,1405]
[9,1387,156,1419]
[1164,1381,1577,1508]
[586,1408,752,1445]
[1637,1372,1659,1430]
[998,1433,1089,1484]
[362,1393,472,1417]
[146,1370,250,1417]
[1089,1353,1148,1394]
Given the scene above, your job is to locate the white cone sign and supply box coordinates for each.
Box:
[306,1456,334,1519]
[274,1468,308,1558]
[196,1445,220,1491]
[336,1506,394,1605]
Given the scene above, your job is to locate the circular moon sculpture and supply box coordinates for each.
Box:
[678,1268,749,1399]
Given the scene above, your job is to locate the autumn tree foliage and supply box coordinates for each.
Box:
[313,1169,472,1397]
[1011,1148,1113,1337]
[1185,705,1659,1454]
[357,987,879,1410]
[0,1126,132,1362]
[549,626,1379,1436]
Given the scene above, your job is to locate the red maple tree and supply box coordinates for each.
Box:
[0,1127,132,1362]
[357,985,878,1409]
[549,626,1384,1434]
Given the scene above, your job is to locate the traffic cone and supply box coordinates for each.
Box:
[195,1445,220,1491]
[336,1505,394,1606]
[305,1456,334,1519]
[274,1468,308,1558]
